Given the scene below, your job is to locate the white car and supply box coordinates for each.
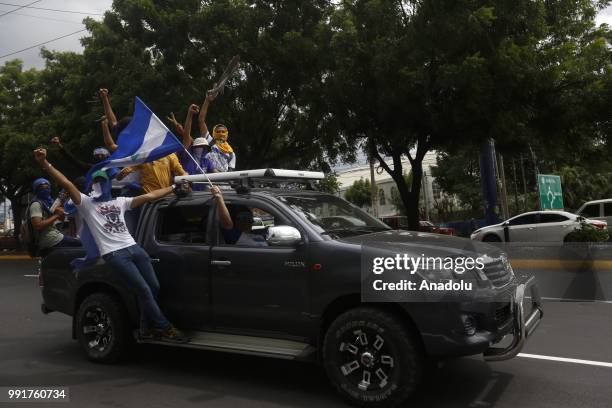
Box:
[470,211,607,243]
[576,199,612,229]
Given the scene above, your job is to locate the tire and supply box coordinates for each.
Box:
[322,307,423,408]
[483,234,501,242]
[75,293,131,363]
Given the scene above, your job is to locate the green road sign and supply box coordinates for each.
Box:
[537,174,564,210]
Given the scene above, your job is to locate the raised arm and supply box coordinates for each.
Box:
[210,186,233,230]
[130,185,174,209]
[101,117,118,152]
[182,104,199,148]
[33,148,82,205]
[167,112,184,138]
[99,88,118,128]
[198,91,216,137]
[50,136,92,172]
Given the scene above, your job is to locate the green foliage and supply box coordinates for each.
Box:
[344,178,371,208]
[560,166,612,211]
[564,222,610,243]
[431,152,482,212]
[317,173,340,194]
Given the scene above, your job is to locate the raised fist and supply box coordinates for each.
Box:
[188,104,199,114]
[99,88,109,97]
[33,148,47,162]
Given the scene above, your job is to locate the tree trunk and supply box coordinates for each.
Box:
[405,161,423,231]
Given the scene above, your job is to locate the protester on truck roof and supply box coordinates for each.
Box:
[116,153,188,193]
[33,147,189,343]
[174,104,216,190]
[198,90,236,172]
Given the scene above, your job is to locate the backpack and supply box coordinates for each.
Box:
[19,200,47,258]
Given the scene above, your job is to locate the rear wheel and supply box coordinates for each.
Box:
[75,293,131,363]
[322,307,423,407]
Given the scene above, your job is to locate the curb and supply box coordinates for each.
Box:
[0,255,36,260]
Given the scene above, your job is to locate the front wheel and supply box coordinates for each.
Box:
[322,307,423,407]
[75,293,131,363]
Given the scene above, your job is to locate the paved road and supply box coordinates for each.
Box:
[1,259,611,408]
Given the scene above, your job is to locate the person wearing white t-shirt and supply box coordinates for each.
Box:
[33,147,189,343]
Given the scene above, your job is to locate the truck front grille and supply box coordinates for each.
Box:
[483,258,513,287]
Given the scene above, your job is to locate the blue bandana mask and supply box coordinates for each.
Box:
[92,179,113,202]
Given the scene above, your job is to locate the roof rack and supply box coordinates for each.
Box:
[174,168,325,190]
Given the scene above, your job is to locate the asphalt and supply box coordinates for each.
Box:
[1,259,611,408]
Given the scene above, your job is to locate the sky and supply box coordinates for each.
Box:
[0,0,112,68]
[0,1,611,69]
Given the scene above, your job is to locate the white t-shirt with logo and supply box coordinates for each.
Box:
[75,193,136,256]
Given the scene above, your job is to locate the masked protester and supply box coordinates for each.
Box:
[28,178,81,257]
[50,137,113,173]
[197,92,237,172]
[33,148,189,343]
[177,104,216,190]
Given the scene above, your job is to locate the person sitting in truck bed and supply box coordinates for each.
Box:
[210,186,267,246]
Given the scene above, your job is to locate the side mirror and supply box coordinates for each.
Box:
[502,221,509,226]
[267,226,302,246]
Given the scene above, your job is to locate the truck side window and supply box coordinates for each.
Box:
[157,205,209,244]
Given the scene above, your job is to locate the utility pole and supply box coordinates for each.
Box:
[498,154,510,220]
[369,158,378,218]
[519,154,528,212]
[512,159,520,216]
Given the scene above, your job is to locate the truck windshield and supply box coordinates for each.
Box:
[278,194,391,238]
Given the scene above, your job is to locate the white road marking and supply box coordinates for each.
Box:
[518,353,612,368]
[23,274,38,278]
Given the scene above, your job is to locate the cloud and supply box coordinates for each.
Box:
[0,0,112,69]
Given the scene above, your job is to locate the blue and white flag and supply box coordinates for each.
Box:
[86,97,182,183]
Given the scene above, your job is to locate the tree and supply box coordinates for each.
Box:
[344,178,372,208]
[0,60,45,238]
[560,166,612,211]
[70,0,348,171]
[431,152,482,212]
[326,0,612,230]
[317,172,341,194]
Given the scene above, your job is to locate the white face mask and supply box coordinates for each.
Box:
[91,183,103,198]
[193,147,205,158]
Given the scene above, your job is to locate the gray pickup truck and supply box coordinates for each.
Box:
[39,174,542,407]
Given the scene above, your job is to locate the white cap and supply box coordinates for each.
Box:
[192,137,209,147]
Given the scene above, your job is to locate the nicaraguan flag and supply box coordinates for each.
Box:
[86,97,182,182]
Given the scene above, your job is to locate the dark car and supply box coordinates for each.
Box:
[39,176,542,407]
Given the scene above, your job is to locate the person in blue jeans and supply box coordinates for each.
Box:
[33,147,189,343]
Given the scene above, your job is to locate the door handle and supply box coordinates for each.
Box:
[150,258,160,263]
[211,260,232,266]
[528,227,535,230]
